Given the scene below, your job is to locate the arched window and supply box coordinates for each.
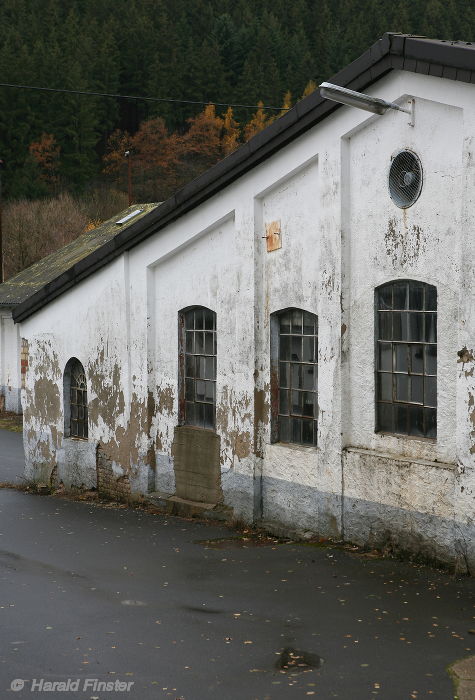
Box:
[375,280,437,438]
[178,307,217,430]
[64,358,88,439]
[270,308,318,446]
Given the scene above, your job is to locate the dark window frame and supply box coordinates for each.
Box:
[63,358,88,440]
[178,306,217,430]
[375,280,437,439]
[270,308,318,447]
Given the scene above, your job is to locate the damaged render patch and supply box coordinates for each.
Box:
[217,386,253,464]
[458,346,474,364]
[385,218,425,268]
[23,340,63,473]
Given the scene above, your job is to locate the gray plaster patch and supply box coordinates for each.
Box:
[155,452,175,494]
[57,439,97,489]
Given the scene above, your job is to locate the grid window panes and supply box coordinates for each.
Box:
[376,280,436,438]
[277,309,318,446]
[70,361,88,439]
[182,307,217,429]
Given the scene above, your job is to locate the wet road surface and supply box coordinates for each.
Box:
[0,430,474,699]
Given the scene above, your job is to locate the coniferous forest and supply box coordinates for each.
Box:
[1,0,474,277]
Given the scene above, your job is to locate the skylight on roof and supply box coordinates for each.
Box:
[115,209,143,225]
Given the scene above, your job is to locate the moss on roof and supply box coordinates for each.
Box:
[0,203,159,307]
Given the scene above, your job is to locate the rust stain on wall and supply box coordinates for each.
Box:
[385,218,425,267]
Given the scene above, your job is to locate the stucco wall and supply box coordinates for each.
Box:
[19,69,475,569]
[0,309,22,413]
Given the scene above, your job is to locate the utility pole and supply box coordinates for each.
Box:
[124,150,133,206]
[0,159,4,283]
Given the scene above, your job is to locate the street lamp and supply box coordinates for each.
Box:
[319,82,414,125]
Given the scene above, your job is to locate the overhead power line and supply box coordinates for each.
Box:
[0,82,291,111]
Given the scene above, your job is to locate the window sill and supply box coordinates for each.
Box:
[375,431,436,444]
[345,446,455,471]
[270,441,317,452]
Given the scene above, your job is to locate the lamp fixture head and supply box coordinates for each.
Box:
[319,82,411,117]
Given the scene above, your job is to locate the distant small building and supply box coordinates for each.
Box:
[3,34,474,572]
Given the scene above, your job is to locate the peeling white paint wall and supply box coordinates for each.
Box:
[19,69,475,570]
[0,309,21,413]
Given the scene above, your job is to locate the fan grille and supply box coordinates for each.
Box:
[388,150,422,208]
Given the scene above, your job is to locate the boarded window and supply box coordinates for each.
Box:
[271,309,318,446]
[179,307,217,430]
[375,280,437,438]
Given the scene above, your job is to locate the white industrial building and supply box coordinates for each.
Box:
[1,34,474,571]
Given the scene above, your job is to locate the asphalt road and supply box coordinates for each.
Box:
[0,428,24,484]
[0,429,474,699]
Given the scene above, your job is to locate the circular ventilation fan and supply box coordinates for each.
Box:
[388,150,423,208]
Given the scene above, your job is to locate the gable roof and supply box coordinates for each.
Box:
[9,32,475,323]
[0,204,159,308]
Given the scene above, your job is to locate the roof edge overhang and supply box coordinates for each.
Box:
[13,33,475,323]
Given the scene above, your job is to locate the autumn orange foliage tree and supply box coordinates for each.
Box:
[104,104,244,201]
[29,133,60,189]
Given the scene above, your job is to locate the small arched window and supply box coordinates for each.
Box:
[64,358,88,439]
[270,308,318,446]
[178,307,217,430]
[375,280,437,438]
